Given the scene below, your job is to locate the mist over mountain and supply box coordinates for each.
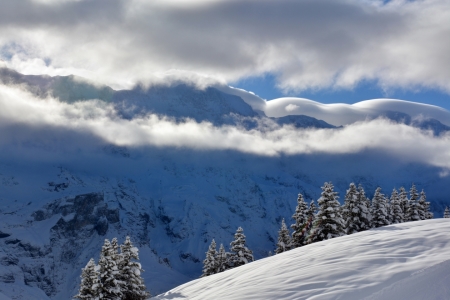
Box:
[0,69,450,299]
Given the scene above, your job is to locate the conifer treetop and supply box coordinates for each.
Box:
[202,239,218,278]
[307,182,345,244]
[230,227,254,267]
[276,218,292,254]
[74,258,100,300]
[120,236,150,299]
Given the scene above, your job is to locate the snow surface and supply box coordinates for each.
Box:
[155,219,450,300]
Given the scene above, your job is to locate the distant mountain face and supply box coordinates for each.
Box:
[0,67,115,103]
[381,111,450,136]
[0,69,449,299]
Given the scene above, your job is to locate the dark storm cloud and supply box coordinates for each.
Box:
[1,0,449,93]
[0,0,125,27]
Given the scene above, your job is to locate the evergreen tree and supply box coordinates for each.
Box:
[307,182,345,244]
[120,236,150,299]
[389,188,403,224]
[342,183,368,234]
[276,219,292,254]
[111,238,120,258]
[229,227,254,268]
[408,184,421,221]
[444,207,450,218]
[399,187,409,221]
[425,200,433,220]
[385,195,392,224]
[308,200,317,218]
[357,184,372,230]
[216,243,228,273]
[371,187,390,228]
[201,239,218,277]
[290,194,309,247]
[98,239,122,300]
[74,258,100,300]
[418,190,430,220]
[300,200,317,243]
[110,237,125,293]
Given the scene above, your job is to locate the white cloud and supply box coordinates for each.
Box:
[0,0,449,93]
[1,85,449,171]
[285,104,299,112]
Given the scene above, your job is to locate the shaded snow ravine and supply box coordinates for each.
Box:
[155,219,450,300]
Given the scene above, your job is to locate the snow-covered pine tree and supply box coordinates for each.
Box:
[74,258,100,300]
[229,227,254,268]
[418,190,429,220]
[425,197,433,220]
[110,237,124,292]
[290,193,309,248]
[408,184,421,221]
[385,194,392,224]
[98,239,122,300]
[201,239,218,277]
[119,236,150,299]
[276,219,292,254]
[357,184,372,230]
[301,200,317,242]
[371,187,390,228]
[444,207,450,218]
[399,187,409,221]
[308,200,317,218]
[111,237,120,257]
[216,243,228,273]
[306,182,345,244]
[389,188,403,224]
[342,183,367,234]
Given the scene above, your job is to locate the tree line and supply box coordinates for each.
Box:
[75,236,150,300]
[276,182,433,254]
[202,182,435,277]
[201,226,254,277]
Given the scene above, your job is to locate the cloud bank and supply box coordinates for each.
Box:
[1,85,449,171]
[0,0,449,93]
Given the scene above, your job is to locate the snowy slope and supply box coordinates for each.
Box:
[155,219,450,300]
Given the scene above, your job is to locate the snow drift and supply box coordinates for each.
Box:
[155,219,450,300]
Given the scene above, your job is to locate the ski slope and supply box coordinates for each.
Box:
[155,219,450,300]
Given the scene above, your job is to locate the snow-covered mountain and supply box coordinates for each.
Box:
[0,69,449,299]
[155,219,450,300]
[262,96,450,128]
[2,67,449,130]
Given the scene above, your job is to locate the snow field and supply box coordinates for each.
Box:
[155,219,450,300]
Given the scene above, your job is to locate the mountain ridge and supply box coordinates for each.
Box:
[1,67,449,130]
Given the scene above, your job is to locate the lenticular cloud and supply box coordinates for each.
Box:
[0,85,449,170]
